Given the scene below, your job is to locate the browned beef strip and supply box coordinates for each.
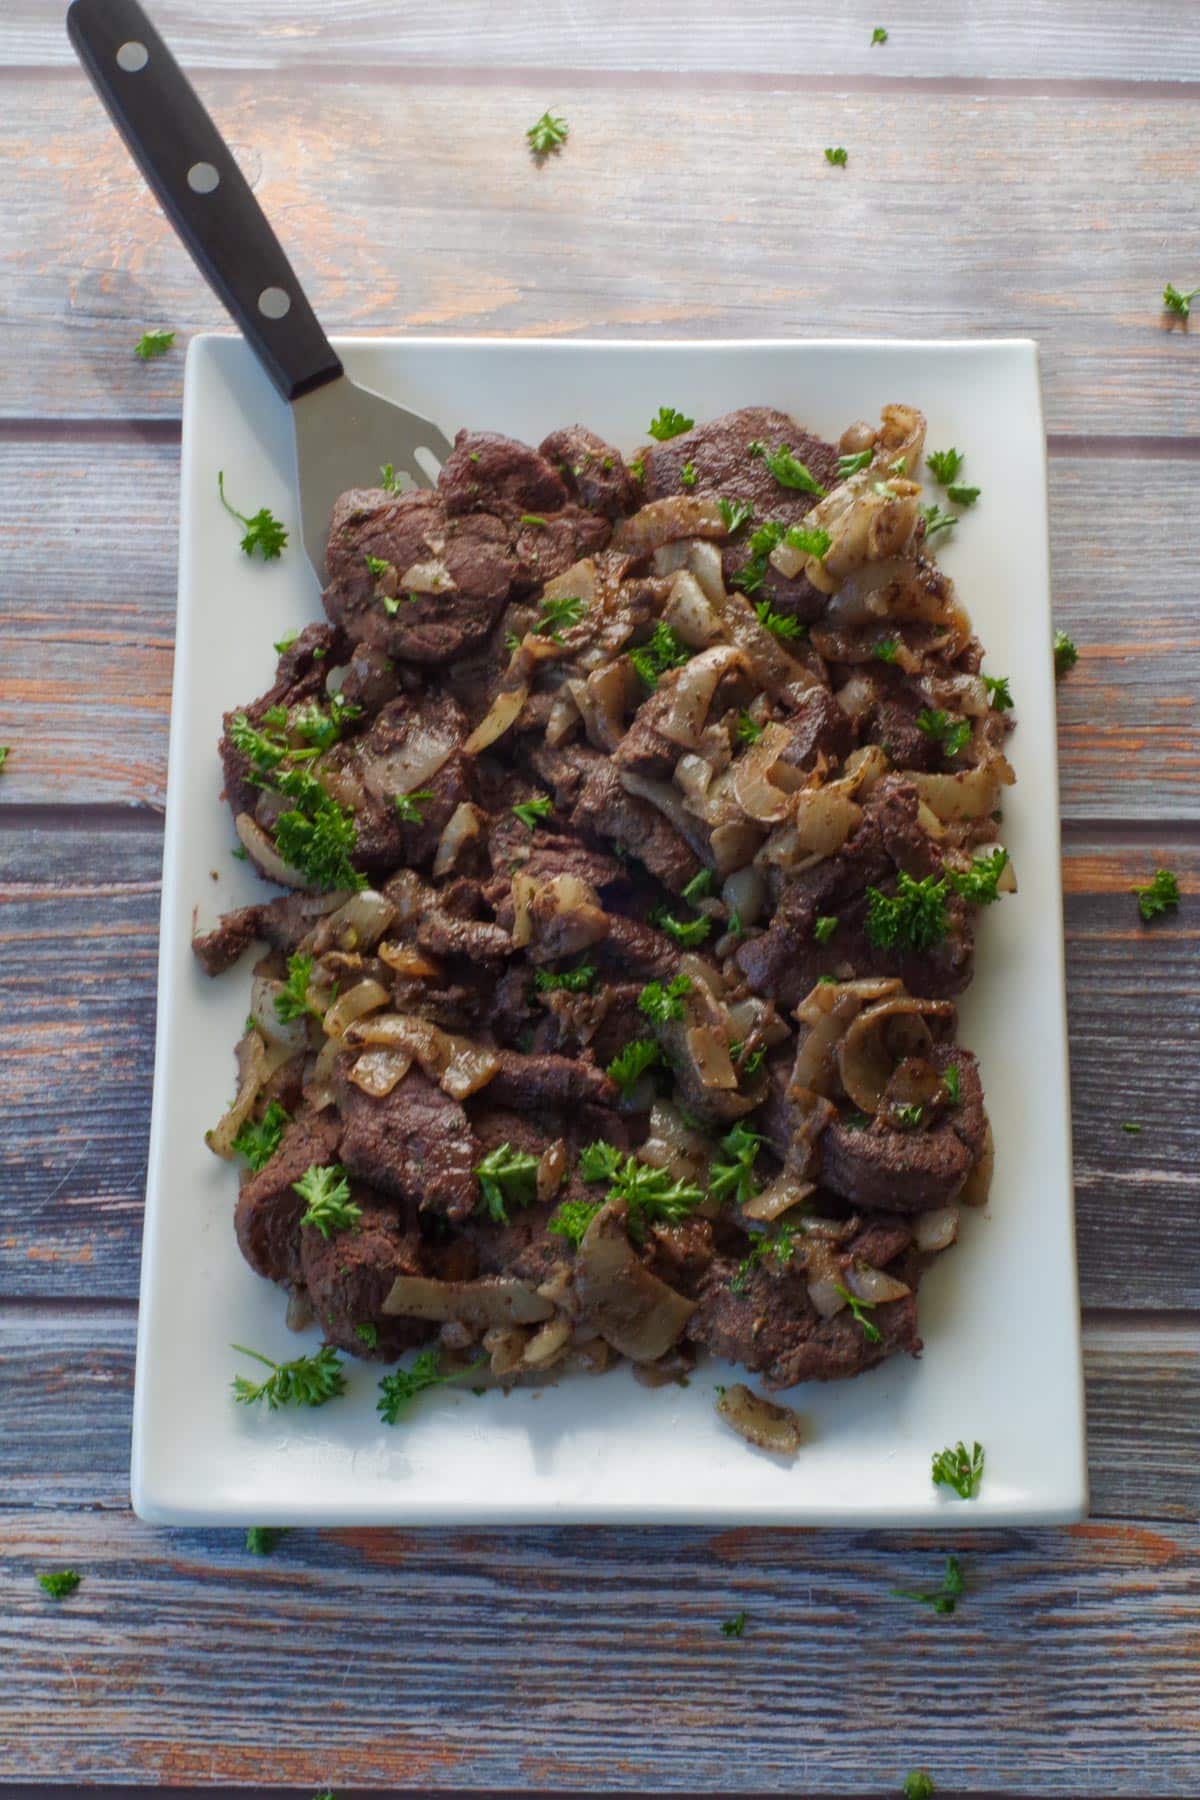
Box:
[323,486,516,665]
[316,689,472,874]
[591,913,680,981]
[819,1047,986,1214]
[640,407,840,624]
[337,642,401,715]
[301,1196,433,1359]
[539,425,639,518]
[861,666,942,771]
[848,1217,915,1270]
[612,672,690,781]
[570,758,702,893]
[458,1108,571,1288]
[439,430,570,518]
[218,623,345,818]
[644,1216,716,1299]
[336,1062,481,1221]
[234,1111,343,1286]
[777,686,855,773]
[192,891,348,976]
[483,1048,618,1111]
[532,980,645,1065]
[509,505,612,593]
[487,819,632,902]
[687,1257,920,1388]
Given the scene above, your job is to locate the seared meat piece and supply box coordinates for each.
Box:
[192,891,351,976]
[571,758,703,893]
[532,979,645,1065]
[848,1217,915,1270]
[509,505,612,592]
[640,406,840,625]
[323,486,515,665]
[219,623,345,818]
[440,429,570,518]
[337,641,401,715]
[336,1063,481,1221]
[644,1216,716,1299]
[612,673,690,781]
[234,1111,343,1286]
[301,1196,433,1359]
[459,1108,570,1288]
[819,1046,987,1213]
[859,666,942,772]
[777,686,855,773]
[592,914,680,981]
[540,425,639,518]
[487,818,632,902]
[484,1048,618,1111]
[321,690,473,873]
[688,1257,921,1387]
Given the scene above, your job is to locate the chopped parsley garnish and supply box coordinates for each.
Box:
[364,553,391,579]
[526,111,568,157]
[753,598,806,640]
[709,1122,764,1207]
[873,636,900,664]
[736,711,764,744]
[835,448,874,480]
[274,952,321,1024]
[904,1771,934,1800]
[730,1221,796,1293]
[931,1440,985,1499]
[135,328,175,360]
[293,692,360,751]
[1053,629,1078,679]
[947,483,981,508]
[217,472,288,561]
[948,846,1009,905]
[520,513,548,528]
[1133,867,1180,923]
[916,708,971,758]
[378,1350,483,1423]
[38,1569,82,1599]
[871,26,889,44]
[648,405,695,441]
[475,1143,540,1223]
[549,1198,603,1248]
[730,518,787,593]
[681,867,715,904]
[1122,1121,1142,1135]
[273,630,300,657]
[232,1100,290,1172]
[379,463,402,493]
[920,502,958,540]
[865,871,949,950]
[293,1163,361,1239]
[983,674,1013,711]
[606,1037,664,1096]
[942,1064,961,1106]
[891,1555,965,1616]
[638,973,692,1023]
[717,496,754,534]
[651,905,713,948]
[761,445,826,495]
[721,1611,748,1638]
[1163,282,1200,319]
[534,960,596,993]
[680,461,698,489]
[232,1342,346,1410]
[895,1103,924,1129]
[355,1322,379,1348]
[534,593,586,641]
[512,793,554,829]
[393,788,434,824]
[229,709,287,770]
[783,523,833,559]
[813,913,839,944]
[272,766,364,892]
[504,628,522,654]
[925,447,964,485]
[834,1281,883,1343]
[245,1527,287,1555]
[629,619,692,688]
[629,455,646,482]
[825,146,848,167]
[729,1039,766,1078]
[578,1141,625,1184]
[578,1149,705,1233]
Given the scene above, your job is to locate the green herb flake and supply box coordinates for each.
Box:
[825,146,849,167]
[736,710,764,744]
[891,1555,965,1617]
[783,523,833,560]
[245,1527,287,1555]
[709,1122,764,1208]
[512,793,554,829]
[232,1342,347,1410]
[761,445,826,495]
[871,26,889,44]
[629,619,692,689]
[232,1099,291,1172]
[925,447,964,486]
[1133,867,1180,923]
[1053,630,1078,679]
[931,1440,985,1499]
[549,1198,604,1249]
[355,1321,380,1348]
[135,329,175,360]
[873,636,900,664]
[534,960,596,994]
[217,471,288,561]
[393,788,434,825]
[378,1349,483,1424]
[983,674,1013,711]
[651,905,713,948]
[813,914,838,944]
[38,1569,82,1599]
[903,1771,935,1800]
[834,1280,883,1343]
[865,871,949,950]
[681,867,715,905]
[638,973,692,1023]
[533,593,587,642]
[717,496,754,534]
[947,484,981,507]
[1163,282,1200,319]
[942,1064,961,1106]
[475,1143,540,1224]
[520,513,548,527]
[526,111,568,157]
[680,461,699,490]
[606,1037,664,1096]
[293,1163,361,1240]
[916,708,972,759]
[753,598,806,640]
[721,1610,748,1638]
[648,405,695,441]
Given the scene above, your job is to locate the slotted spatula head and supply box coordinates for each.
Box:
[68,0,451,582]
[294,378,455,582]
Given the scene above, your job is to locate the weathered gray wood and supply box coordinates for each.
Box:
[8,0,1200,79]
[0,1500,1197,1790]
[3,79,1200,433]
[4,438,1200,819]
[1,826,1195,1307]
[3,1309,1194,1523]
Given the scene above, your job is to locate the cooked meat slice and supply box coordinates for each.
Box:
[192,891,349,976]
[639,407,840,624]
[819,1051,986,1213]
[323,486,515,665]
[532,979,645,1064]
[320,690,472,872]
[483,1048,618,1111]
[539,426,638,518]
[487,817,631,902]
[777,686,855,773]
[337,641,401,715]
[510,505,612,593]
[219,623,344,818]
[847,1217,915,1270]
[612,673,691,781]
[459,1108,570,1287]
[527,738,605,810]
[336,1063,481,1221]
[439,429,569,518]
[571,758,702,893]
[644,1216,716,1299]
[234,1111,343,1285]
[862,667,942,771]
[688,1257,920,1387]
[301,1197,433,1358]
[417,906,513,962]
[592,914,680,981]
[193,906,268,977]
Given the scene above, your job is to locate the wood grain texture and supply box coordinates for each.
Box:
[0,1503,1197,1790]
[8,0,1200,80]
[3,1309,1195,1523]
[3,438,1200,820]
[3,78,1200,432]
[1,826,1195,1306]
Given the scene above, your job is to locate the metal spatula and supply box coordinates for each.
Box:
[67,0,453,581]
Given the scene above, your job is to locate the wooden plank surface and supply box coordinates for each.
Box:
[3,80,1200,434]
[4,1309,1195,1524]
[1,825,1195,1307]
[4,438,1200,821]
[8,0,1200,80]
[1,1502,1197,1790]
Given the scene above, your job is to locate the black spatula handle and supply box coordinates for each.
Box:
[67,0,342,402]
